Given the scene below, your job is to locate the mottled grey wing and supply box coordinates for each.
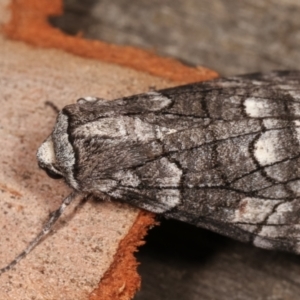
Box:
[65,70,300,253]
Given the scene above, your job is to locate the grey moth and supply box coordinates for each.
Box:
[2,70,300,275]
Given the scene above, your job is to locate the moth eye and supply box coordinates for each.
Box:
[44,168,64,180]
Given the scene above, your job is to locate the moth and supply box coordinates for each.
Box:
[2,70,300,274]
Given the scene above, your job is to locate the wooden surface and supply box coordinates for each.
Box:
[49,1,300,299]
[0,32,170,300]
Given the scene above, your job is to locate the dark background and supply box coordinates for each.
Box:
[51,1,300,299]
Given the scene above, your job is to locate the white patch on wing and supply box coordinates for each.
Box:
[109,189,122,199]
[262,118,288,130]
[154,158,182,187]
[233,197,282,223]
[74,117,128,138]
[254,131,280,165]
[154,127,178,139]
[153,189,181,213]
[146,92,172,110]
[132,117,156,141]
[266,202,294,224]
[262,118,277,129]
[92,179,118,193]
[253,236,274,250]
[113,170,141,187]
[256,224,293,239]
[127,117,178,142]
[75,113,179,144]
[244,97,271,118]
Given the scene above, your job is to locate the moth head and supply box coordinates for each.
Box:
[37,111,79,190]
[37,136,64,180]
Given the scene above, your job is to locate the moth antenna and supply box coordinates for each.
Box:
[0,191,78,275]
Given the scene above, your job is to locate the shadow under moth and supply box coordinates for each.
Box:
[1,70,300,274]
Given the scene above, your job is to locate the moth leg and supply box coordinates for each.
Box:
[0,192,79,275]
